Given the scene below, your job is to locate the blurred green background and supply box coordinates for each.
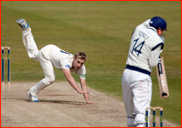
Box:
[1,1,181,126]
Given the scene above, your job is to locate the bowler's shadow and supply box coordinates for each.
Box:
[2,91,86,105]
[39,99,86,105]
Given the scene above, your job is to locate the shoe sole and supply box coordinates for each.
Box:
[16,19,29,30]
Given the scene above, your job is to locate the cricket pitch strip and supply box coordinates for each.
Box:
[1,82,179,127]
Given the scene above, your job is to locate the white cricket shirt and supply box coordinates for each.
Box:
[41,44,86,79]
[126,19,164,73]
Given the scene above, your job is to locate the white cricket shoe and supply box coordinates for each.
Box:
[27,91,39,102]
[16,18,30,30]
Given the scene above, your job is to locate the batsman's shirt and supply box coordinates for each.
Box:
[126,19,164,73]
[41,44,86,79]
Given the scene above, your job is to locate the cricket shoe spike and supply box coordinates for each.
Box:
[27,91,39,102]
[16,18,30,30]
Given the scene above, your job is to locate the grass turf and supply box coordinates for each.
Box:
[1,1,181,126]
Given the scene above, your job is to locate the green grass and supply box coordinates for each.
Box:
[1,1,181,126]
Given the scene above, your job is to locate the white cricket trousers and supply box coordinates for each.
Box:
[22,28,56,95]
[121,69,152,127]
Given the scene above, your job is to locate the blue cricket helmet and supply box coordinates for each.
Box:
[149,16,167,31]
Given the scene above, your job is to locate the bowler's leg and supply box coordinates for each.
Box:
[16,18,39,62]
[29,58,56,95]
[22,28,39,61]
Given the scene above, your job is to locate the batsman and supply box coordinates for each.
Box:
[16,18,97,104]
[121,16,167,127]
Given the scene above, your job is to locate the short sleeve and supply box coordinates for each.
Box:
[77,65,86,79]
[60,59,72,70]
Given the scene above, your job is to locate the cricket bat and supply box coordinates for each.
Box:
[156,56,169,98]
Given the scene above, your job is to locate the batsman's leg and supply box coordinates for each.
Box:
[122,69,135,127]
[133,77,152,127]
